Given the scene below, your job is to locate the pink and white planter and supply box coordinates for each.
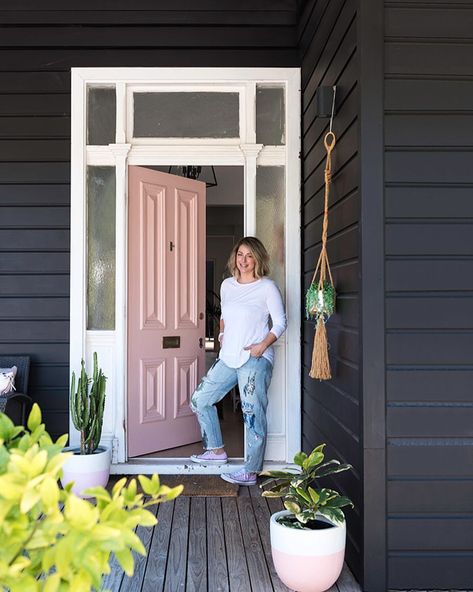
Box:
[61,446,111,498]
[270,510,346,592]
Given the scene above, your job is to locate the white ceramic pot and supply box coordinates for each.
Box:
[270,510,346,592]
[61,446,111,498]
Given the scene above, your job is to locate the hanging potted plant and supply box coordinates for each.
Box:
[260,444,353,592]
[62,351,110,497]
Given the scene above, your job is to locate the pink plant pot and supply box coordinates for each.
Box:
[270,510,346,592]
[61,446,111,498]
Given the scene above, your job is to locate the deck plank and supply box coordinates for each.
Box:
[164,496,190,592]
[237,491,274,592]
[207,498,229,592]
[120,501,159,591]
[222,497,252,592]
[336,563,361,592]
[142,499,174,592]
[248,484,291,592]
[187,497,207,592]
[101,550,124,591]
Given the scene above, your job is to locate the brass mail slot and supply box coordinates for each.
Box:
[163,336,180,349]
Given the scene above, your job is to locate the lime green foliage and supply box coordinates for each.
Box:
[305,281,336,322]
[0,405,183,592]
[70,352,106,454]
[260,444,353,528]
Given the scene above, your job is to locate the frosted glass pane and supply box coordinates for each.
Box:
[256,167,285,297]
[87,87,116,145]
[256,87,285,146]
[87,166,116,330]
[133,92,239,138]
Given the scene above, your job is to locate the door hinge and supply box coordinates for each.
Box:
[122,419,126,433]
[169,241,175,252]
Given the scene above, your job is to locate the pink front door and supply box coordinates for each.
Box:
[127,166,205,457]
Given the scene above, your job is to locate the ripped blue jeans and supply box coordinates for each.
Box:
[190,356,273,472]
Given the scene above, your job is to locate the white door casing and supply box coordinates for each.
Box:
[70,68,301,471]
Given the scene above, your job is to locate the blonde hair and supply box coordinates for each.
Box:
[227,237,270,279]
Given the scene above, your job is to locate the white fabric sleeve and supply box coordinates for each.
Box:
[219,280,226,320]
[266,281,287,339]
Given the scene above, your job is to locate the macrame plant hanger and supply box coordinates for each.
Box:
[306,87,337,380]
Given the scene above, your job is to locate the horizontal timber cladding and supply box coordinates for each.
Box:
[384,1,473,590]
[299,0,363,583]
[0,2,300,438]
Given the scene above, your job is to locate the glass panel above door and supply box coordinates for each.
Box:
[87,87,116,145]
[256,86,285,146]
[256,166,285,297]
[133,92,239,138]
[87,166,116,330]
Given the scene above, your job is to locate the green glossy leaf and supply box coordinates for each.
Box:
[284,500,301,514]
[27,404,42,433]
[315,462,352,478]
[308,487,319,505]
[295,487,311,503]
[293,451,307,467]
[0,413,15,441]
[302,450,324,472]
[325,496,353,509]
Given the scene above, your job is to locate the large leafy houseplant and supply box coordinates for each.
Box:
[261,443,353,529]
[0,404,182,592]
[70,351,106,455]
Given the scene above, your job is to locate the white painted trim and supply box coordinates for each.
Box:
[128,145,246,166]
[285,72,302,460]
[257,146,286,166]
[70,67,301,469]
[109,143,131,464]
[115,83,126,144]
[69,70,87,447]
[110,459,296,476]
[245,82,257,144]
[86,145,286,167]
[71,67,300,83]
[240,144,263,235]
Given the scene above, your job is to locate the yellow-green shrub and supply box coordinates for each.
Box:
[0,404,182,592]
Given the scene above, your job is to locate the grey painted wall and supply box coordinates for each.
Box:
[299,0,362,581]
[384,2,473,589]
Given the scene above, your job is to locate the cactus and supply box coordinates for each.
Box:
[70,351,107,454]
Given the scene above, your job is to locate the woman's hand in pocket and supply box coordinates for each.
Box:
[244,342,266,358]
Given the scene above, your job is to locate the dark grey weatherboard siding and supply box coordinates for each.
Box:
[384,2,473,590]
[0,0,300,437]
[299,0,362,582]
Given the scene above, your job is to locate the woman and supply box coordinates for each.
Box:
[190,236,287,485]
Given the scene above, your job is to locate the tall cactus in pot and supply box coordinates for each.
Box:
[70,351,107,454]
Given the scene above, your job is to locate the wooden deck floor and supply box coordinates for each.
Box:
[101,483,360,592]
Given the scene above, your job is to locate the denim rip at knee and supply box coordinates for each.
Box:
[190,356,273,471]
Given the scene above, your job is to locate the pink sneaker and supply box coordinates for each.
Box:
[190,450,228,465]
[221,469,257,486]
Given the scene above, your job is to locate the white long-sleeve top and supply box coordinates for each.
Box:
[219,276,287,368]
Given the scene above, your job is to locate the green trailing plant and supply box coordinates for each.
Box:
[0,404,182,592]
[260,443,353,529]
[70,352,106,454]
[305,280,336,322]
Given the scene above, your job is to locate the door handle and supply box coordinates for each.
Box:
[199,338,203,349]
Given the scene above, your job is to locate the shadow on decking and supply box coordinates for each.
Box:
[101,482,360,592]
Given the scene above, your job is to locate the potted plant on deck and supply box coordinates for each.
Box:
[260,444,353,592]
[62,352,110,496]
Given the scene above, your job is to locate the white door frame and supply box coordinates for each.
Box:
[70,67,301,473]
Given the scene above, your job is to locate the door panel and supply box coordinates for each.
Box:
[128,166,205,457]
